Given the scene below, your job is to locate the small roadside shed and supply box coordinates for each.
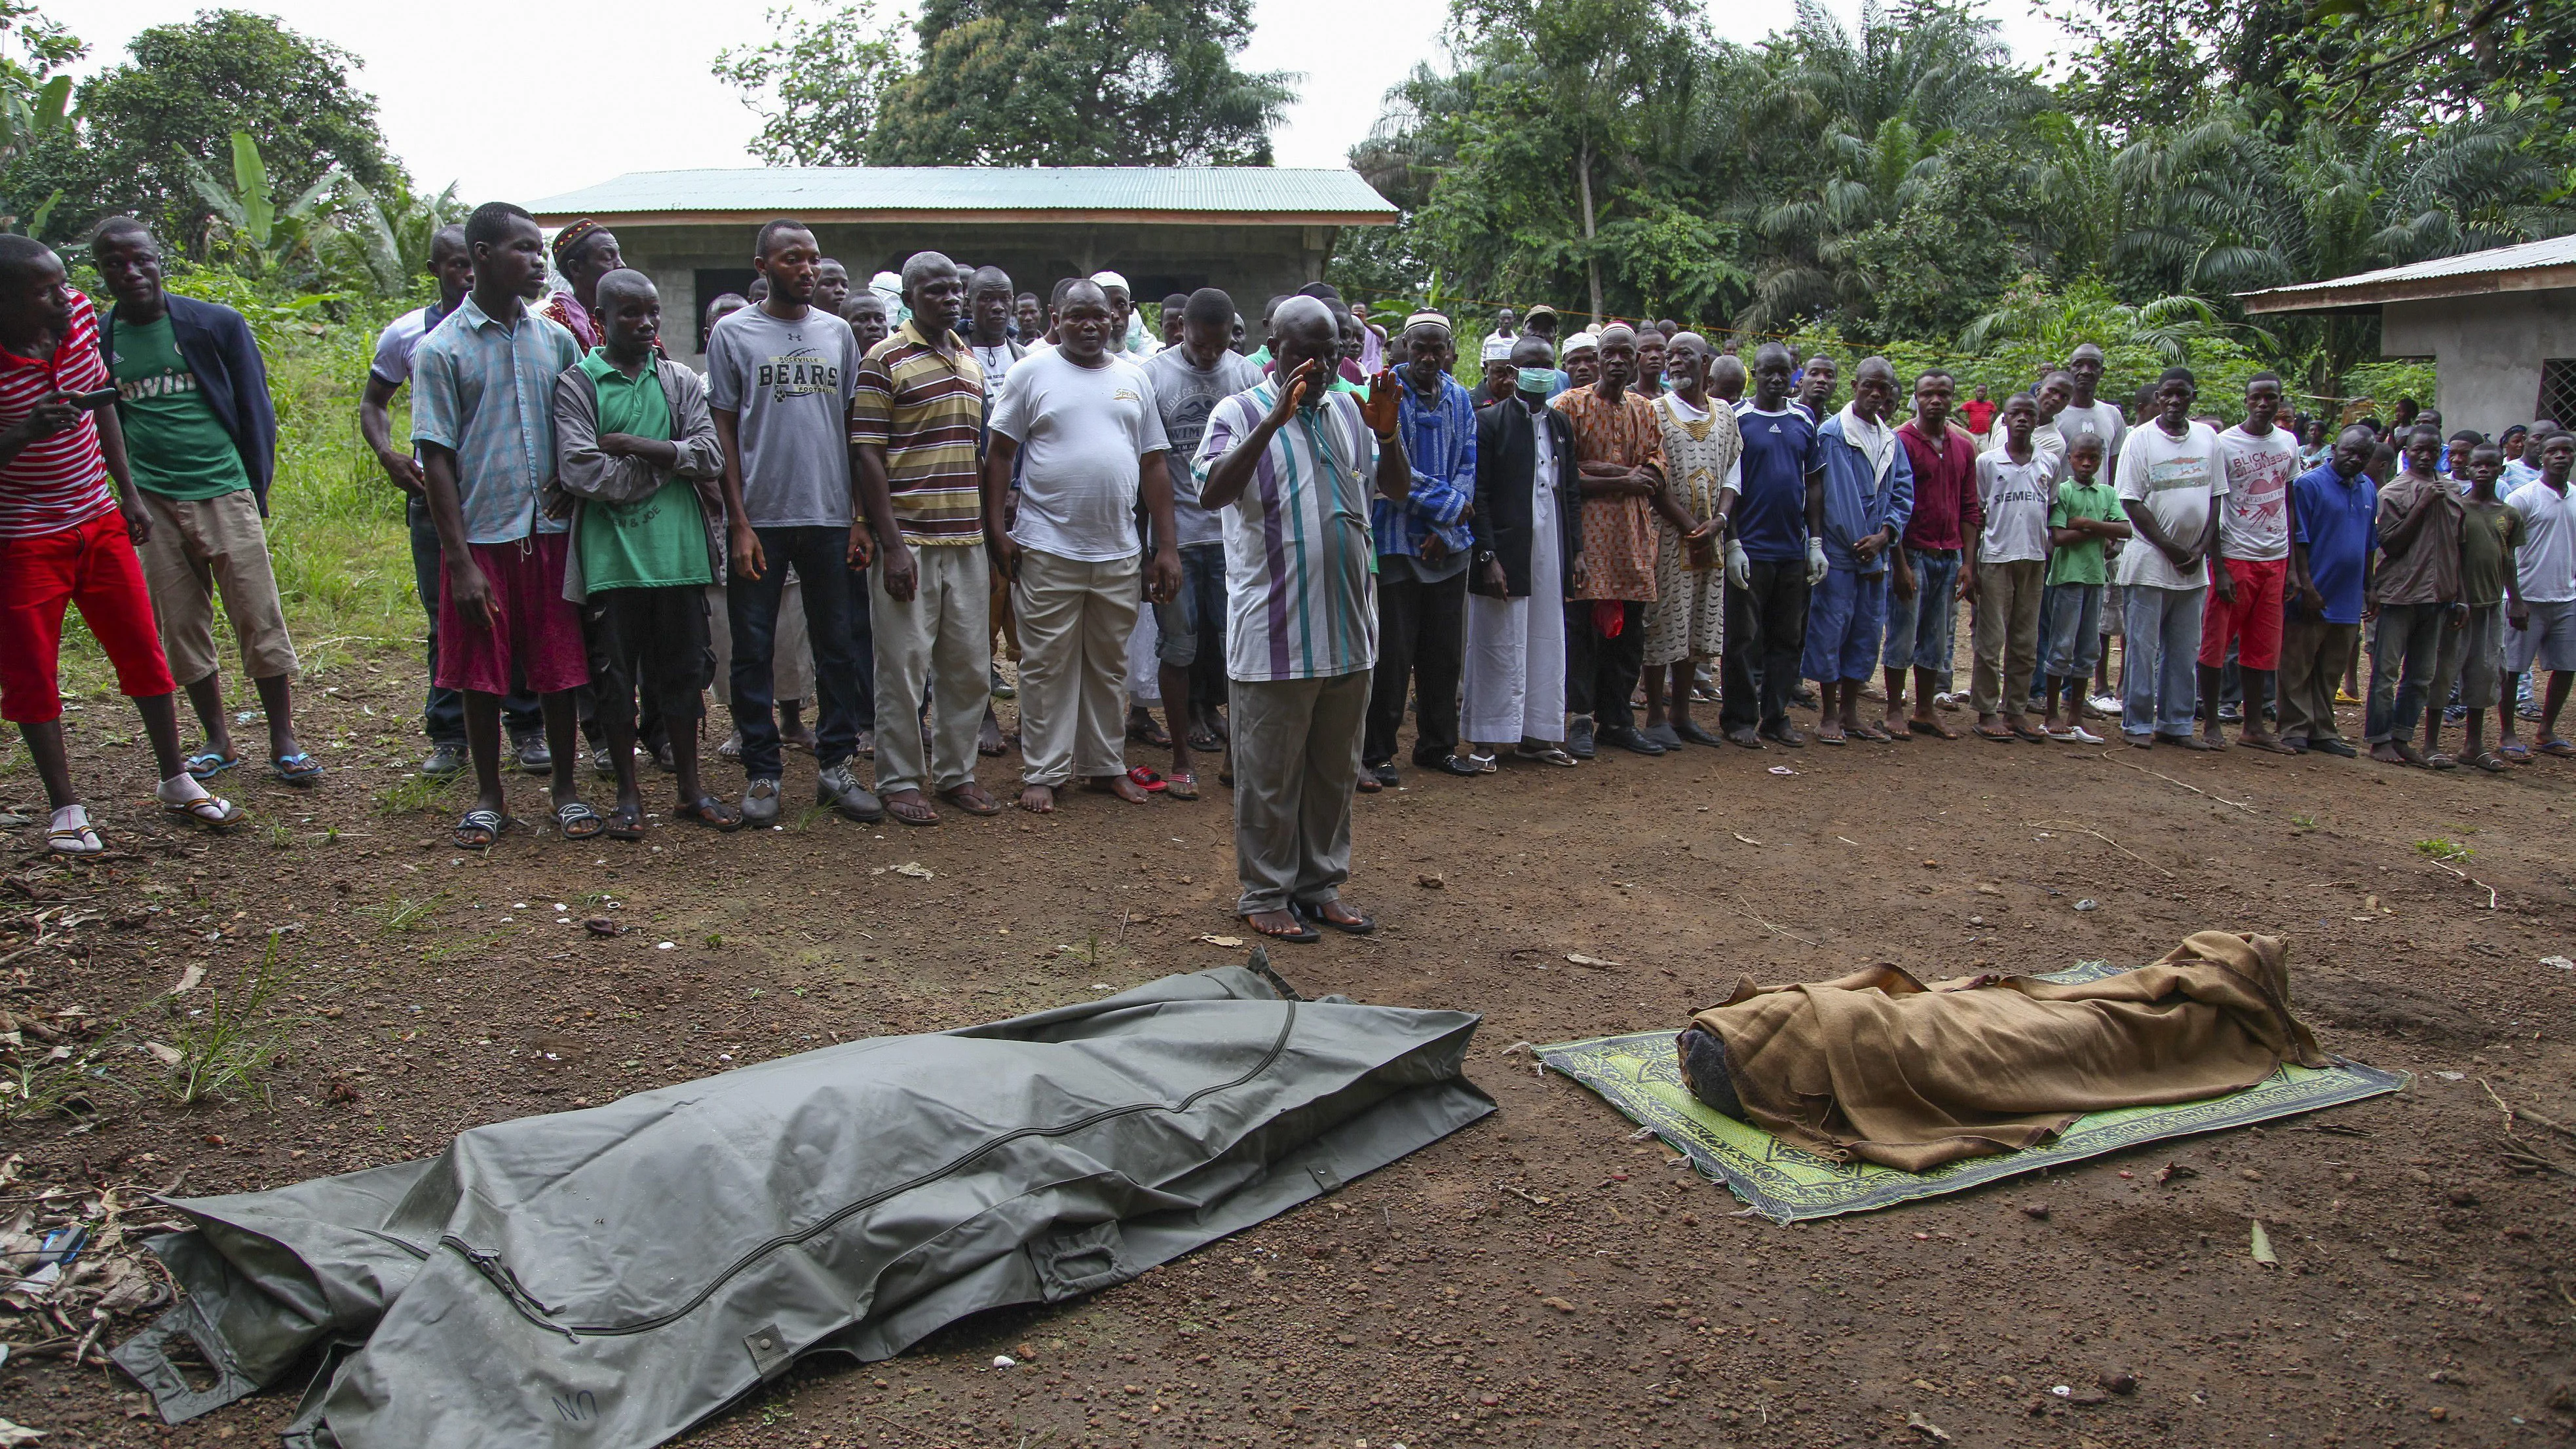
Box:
[527,166,1397,362]
[2238,235,2576,436]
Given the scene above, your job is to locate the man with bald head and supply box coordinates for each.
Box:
[852,248,998,824]
[1196,296,1411,943]
[1640,334,1736,746]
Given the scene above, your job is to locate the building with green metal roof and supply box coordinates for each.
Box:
[529,166,1397,358]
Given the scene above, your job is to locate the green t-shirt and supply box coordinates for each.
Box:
[2047,477,2121,586]
[111,314,250,500]
[2459,497,2524,608]
[572,352,711,592]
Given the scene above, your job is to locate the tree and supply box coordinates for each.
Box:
[867,0,1295,165]
[713,0,913,166]
[0,1,80,233]
[176,130,341,278]
[12,9,397,246]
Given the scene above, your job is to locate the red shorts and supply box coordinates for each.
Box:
[433,534,590,696]
[2198,555,2286,670]
[0,509,178,723]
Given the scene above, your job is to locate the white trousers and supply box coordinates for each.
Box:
[1460,485,1566,743]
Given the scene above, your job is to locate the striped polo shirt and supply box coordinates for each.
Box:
[849,320,985,546]
[1193,381,1380,683]
[0,290,115,540]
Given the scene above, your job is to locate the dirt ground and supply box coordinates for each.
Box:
[5,654,2574,1448]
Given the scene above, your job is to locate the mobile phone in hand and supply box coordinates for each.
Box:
[71,386,121,411]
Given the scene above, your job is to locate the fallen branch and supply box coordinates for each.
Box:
[2099,751,2258,812]
[2425,858,2500,909]
[2026,819,2174,878]
[2483,1078,2576,1142]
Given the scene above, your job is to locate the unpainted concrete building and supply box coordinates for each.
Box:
[528,166,1396,364]
[2239,235,2576,436]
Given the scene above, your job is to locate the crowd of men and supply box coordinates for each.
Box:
[2,206,2571,943]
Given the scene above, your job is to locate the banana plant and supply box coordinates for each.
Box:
[331,178,464,295]
[176,130,345,276]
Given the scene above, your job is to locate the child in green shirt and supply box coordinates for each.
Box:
[2042,433,2129,740]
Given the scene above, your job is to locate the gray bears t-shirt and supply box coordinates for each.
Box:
[704,304,863,529]
[1142,345,1264,548]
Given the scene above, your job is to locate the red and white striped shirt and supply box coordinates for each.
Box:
[0,290,113,539]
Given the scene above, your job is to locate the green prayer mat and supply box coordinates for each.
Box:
[1537,960,2408,1224]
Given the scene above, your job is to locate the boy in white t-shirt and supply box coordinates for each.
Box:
[2200,371,2302,751]
[2114,366,2227,748]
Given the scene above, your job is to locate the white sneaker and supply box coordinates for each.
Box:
[2085,694,2121,717]
[2053,724,2104,744]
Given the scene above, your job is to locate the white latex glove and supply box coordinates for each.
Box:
[1805,536,1828,586]
[1724,538,1752,589]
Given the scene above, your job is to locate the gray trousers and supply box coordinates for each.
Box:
[2278,612,2359,745]
[1230,670,1369,916]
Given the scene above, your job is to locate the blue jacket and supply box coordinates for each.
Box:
[101,294,278,512]
[1374,373,1476,562]
[1816,410,1913,576]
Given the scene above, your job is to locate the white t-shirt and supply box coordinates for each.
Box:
[2213,424,2301,562]
[1975,447,2058,564]
[2505,478,2575,603]
[2054,400,2127,484]
[989,349,1169,562]
[2113,420,2227,590]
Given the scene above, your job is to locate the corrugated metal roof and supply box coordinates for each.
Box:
[529,166,1397,223]
[2239,232,2576,312]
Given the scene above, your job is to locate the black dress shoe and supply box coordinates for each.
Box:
[1673,720,1724,747]
[1367,761,1401,787]
[2308,737,2358,757]
[1599,724,1667,755]
[1428,753,1482,777]
[1566,717,1597,759]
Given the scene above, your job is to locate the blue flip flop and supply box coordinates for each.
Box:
[185,750,240,781]
[271,751,326,786]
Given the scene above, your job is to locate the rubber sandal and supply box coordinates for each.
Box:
[1164,770,1200,800]
[271,751,325,786]
[47,814,102,856]
[1247,915,1320,945]
[1186,726,1223,753]
[1294,899,1376,936]
[887,794,941,826]
[165,794,244,828]
[675,795,744,831]
[554,800,607,840]
[603,806,645,841]
[939,783,1004,816]
[2541,738,2576,758]
[1849,721,1894,743]
[1812,730,1848,746]
[1129,715,1172,748]
[2467,751,2509,774]
[1127,766,1169,793]
[1468,752,1499,774]
[1354,772,1382,793]
[2499,742,2532,762]
[1974,726,2017,743]
[1515,744,1578,766]
[184,751,240,781]
[2423,752,2457,770]
[1907,718,1959,740]
[455,808,505,849]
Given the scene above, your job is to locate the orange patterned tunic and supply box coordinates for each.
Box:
[1551,383,1667,601]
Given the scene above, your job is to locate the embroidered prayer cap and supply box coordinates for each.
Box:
[1404,310,1452,337]
[1481,335,1515,363]
[550,218,606,266]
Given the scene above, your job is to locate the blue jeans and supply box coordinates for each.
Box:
[1880,548,1959,673]
[1154,542,1226,668]
[407,495,539,745]
[2044,582,2103,682]
[727,525,867,779]
[2121,584,2206,739]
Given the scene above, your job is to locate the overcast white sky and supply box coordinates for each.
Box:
[50,0,2070,203]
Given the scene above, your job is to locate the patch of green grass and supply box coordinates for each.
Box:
[356,892,447,933]
[264,823,296,850]
[423,928,509,962]
[2415,837,2474,863]
[375,769,462,816]
[156,933,303,1108]
[2290,814,2317,831]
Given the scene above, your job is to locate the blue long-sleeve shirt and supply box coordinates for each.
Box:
[1374,373,1476,561]
[1817,409,1914,576]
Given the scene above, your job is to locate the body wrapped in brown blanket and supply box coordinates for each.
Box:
[1674,931,2327,1172]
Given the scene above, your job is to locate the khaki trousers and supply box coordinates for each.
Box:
[869,543,992,795]
[2277,612,2359,745]
[136,488,297,686]
[1230,670,1369,916]
[1012,548,1139,788]
[1969,558,2045,716]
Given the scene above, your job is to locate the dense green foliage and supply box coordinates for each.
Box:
[13,9,399,249]
[1338,0,2576,405]
[715,0,1296,168]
